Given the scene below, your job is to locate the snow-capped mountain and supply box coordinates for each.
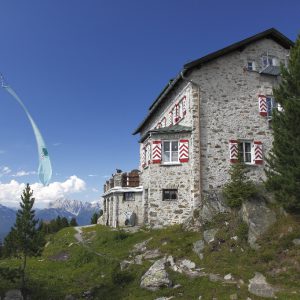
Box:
[44,199,101,225]
[0,204,16,241]
[0,199,101,240]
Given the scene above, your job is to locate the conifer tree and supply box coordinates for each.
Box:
[4,184,44,289]
[70,217,78,226]
[91,212,99,224]
[266,35,300,213]
[223,160,257,208]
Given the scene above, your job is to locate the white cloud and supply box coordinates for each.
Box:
[92,188,99,192]
[0,175,86,208]
[0,166,12,177]
[53,142,62,146]
[88,174,98,177]
[12,170,37,177]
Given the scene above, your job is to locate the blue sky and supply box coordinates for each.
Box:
[0,0,299,207]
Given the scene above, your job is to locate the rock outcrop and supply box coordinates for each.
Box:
[248,272,276,298]
[4,290,23,300]
[183,192,230,230]
[240,199,276,249]
[140,258,172,291]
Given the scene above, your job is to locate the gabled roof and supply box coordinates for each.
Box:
[133,28,294,135]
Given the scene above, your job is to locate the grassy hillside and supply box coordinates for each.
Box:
[0,212,299,299]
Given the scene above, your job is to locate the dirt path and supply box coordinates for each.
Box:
[73,225,118,260]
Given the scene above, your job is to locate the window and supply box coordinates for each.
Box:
[124,192,134,201]
[162,141,178,163]
[162,189,178,201]
[261,55,278,68]
[247,61,256,71]
[266,97,277,117]
[238,141,252,163]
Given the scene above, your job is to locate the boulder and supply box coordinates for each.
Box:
[292,238,300,246]
[240,199,276,249]
[248,272,276,298]
[140,258,172,291]
[203,228,218,243]
[167,256,204,278]
[183,192,230,231]
[4,290,23,300]
[132,238,152,254]
[193,239,205,259]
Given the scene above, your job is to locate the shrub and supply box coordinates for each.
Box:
[113,230,129,241]
[111,270,134,287]
[236,222,249,242]
[223,161,258,209]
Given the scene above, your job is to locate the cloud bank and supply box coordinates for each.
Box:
[0,175,86,208]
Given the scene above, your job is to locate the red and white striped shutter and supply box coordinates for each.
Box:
[141,147,146,168]
[147,144,151,164]
[169,111,173,126]
[258,95,267,116]
[254,141,263,164]
[152,140,162,164]
[229,140,238,163]
[175,104,179,123]
[182,96,187,116]
[179,139,189,163]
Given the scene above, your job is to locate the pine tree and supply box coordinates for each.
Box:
[223,160,257,208]
[266,35,300,213]
[70,217,78,226]
[90,212,99,224]
[4,184,44,290]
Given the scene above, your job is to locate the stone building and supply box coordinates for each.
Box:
[102,28,293,228]
[132,28,293,226]
[99,170,143,227]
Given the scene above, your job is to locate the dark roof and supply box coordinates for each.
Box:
[139,125,192,142]
[260,65,281,76]
[133,28,294,135]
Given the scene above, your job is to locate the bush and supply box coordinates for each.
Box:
[113,231,129,241]
[236,222,248,242]
[223,161,258,209]
[111,270,134,287]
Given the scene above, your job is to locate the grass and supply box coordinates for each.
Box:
[0,212,299,299]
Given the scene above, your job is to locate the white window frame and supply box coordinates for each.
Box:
[266,96,277,118]
[261,54,278,68]
[238,141,253,164]
[247,61,256,71]
[162,140,179,164]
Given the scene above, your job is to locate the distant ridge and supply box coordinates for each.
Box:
[0,199,101,240]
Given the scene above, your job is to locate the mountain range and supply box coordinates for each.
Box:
[0,199,101,241]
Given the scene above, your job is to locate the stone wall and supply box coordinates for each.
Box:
[102,188,143,227]
[188,38,289,194]
[140,132,193,226]
[138,37,289,225]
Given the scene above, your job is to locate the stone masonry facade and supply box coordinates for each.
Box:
[102,29,293,228]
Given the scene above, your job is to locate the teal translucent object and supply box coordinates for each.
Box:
[1,78,52,185]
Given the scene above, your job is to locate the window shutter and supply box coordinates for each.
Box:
[152,140,161,164]
[146,143,151,164]
[175,104,179,123]
[229,140,238,163]
[179,139,189,163]
[254,141,263,164]
[258,95,267,116]
[182,96,187,116]
[169,111,173,126]
[141,147,146,168]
